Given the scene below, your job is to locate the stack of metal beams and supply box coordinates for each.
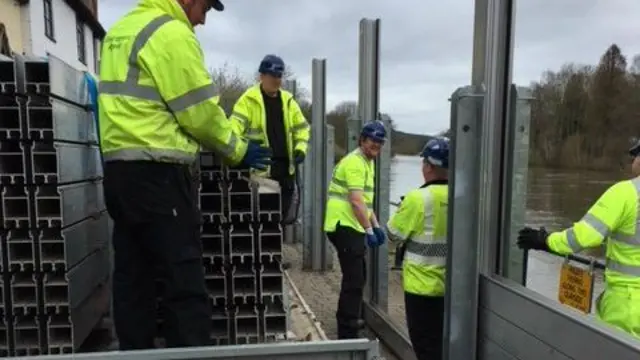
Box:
[196,152,287,345]
[0,54,111,356]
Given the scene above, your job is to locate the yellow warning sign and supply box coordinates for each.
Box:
[558,262,594,314]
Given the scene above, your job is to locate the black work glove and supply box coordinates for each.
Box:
[294,150,305,164]
[517,227,549,251]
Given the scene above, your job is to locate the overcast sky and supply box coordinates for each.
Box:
[98,0,640,135]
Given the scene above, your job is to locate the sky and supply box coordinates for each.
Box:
[98,0,640,135]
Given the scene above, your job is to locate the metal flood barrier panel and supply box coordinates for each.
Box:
[478,275,640,360]
[195,154,287,345]
[0,53,110,356]
[6,339,381,360]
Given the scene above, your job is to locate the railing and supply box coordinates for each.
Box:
[389,200,607,271]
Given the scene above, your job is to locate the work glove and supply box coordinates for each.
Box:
[294,150,305,164]
[517,227,549,252]
[241,142,272,170]
[365,228,379,248]
[373,227,386,246]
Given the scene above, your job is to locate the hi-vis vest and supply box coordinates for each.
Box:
[548,177,640,288]
[98,0,247,166]
[230,84,310,177]
[386,184,448,296]
[323,149,375,234]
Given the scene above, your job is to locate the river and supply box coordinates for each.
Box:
[389,155,614,313]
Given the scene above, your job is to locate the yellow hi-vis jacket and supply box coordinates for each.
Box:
[97,0,247,165]
[230,84,310,177]
[323,149,375,234]
[547,177,640,338]
[386,183,449,296]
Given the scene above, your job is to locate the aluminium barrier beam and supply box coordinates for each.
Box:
[1,339,381,360]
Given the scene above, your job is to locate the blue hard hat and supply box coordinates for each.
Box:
[259,55,285,78]
[421,138,449,169]
[630,138,640,157]
[208,0,224,11]
[360,120,387,143]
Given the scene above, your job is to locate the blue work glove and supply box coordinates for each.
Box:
[365,228,380,248]
[241,141,272,170]
[373,227,386,246]
[294,150,305,164]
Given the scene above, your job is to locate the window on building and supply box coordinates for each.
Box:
[43,0,54,40]
[76,16,86,64]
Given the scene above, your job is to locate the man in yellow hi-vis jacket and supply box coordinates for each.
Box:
[323,121,387,339]
[98,0,271,350]
[385,138,450,360]
[518,140,640,339]
[230,55,310,221]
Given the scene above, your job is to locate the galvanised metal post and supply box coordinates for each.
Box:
[323,124,335,270]
[303,59,328,271]
[283,79,298,102]
[443,0,516,359]
[498,86,532,285]
[346,115,360,152]
[357,18,387,309]
[374,113,391,310]
[476,0,516,277]
[442,86,483,360]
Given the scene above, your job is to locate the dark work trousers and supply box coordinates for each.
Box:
[270,160,296,220]
[103,161,211,350]
[405,292,445,360]
[277,176,295,220]
[327,224,367,339]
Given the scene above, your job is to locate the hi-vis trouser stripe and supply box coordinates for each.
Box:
[404,237,447,266]
[99,15,237,163]
[566,177,640,276]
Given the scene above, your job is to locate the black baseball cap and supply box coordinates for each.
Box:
[209,0,224,11]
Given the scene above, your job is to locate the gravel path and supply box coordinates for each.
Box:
[284,243,409,360]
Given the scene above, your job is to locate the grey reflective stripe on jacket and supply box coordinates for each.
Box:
[403,188,447,267]
[100,15,218,111]
[101,148,196,164]
[405,236,447,266]
[99,15,227,163]
[565,177,640,277]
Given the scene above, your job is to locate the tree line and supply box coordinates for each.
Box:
[529,44,640,170]
[209,65,431,159]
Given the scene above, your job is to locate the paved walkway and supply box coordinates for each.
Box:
[284,243,408,360]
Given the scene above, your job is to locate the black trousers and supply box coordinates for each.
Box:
[270,164,296,220]
[104,161,211,350]
[405,292,445,360]
[327,224,367,339]
[278,176,295,219]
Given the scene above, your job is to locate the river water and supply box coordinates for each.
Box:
[389,155,615,312]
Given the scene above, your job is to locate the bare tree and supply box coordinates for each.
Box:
[529,44,640,170]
